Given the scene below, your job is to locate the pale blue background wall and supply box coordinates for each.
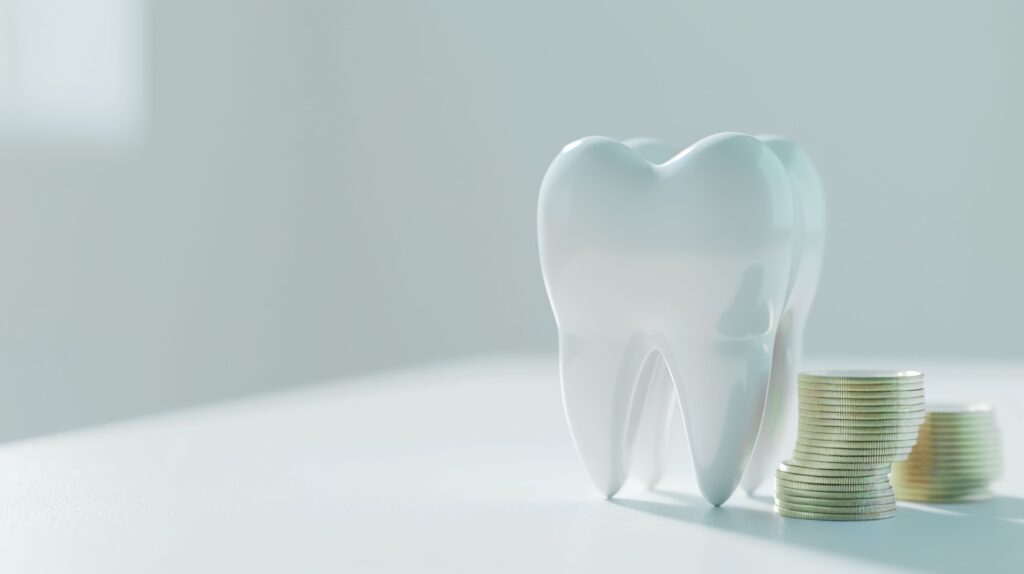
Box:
[0,0,1021,440]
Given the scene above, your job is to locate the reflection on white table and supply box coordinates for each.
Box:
[0,356,1021,573]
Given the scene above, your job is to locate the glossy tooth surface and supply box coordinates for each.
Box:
[629,361,681,488]
[622,136,825,495]
[539,134,797,505]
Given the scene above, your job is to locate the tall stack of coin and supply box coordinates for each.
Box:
[774,370,926,520]
[891,403,1003,502]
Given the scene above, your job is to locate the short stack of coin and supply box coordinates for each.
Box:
[891,403,1003,502]
[774,370,926,521]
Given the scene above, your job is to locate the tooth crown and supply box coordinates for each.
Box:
[539,134,794,334]
[539,133,799,505]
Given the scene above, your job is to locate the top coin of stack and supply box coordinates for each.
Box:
[775,370,926,521]
[891,403,1003,502]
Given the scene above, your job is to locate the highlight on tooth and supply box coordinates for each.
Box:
[538,132,824,506]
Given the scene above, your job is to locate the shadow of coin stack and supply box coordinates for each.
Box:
[774,370,926,520]
[891,403,1003,502]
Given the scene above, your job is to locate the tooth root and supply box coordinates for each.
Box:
[559,335,650,498]
[630,361,677,488]
[664,340,773,506]
[741,319,801,494]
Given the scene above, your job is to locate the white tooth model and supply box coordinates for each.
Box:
[538,133,824,506]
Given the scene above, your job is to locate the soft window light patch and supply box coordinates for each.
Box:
[0,0,145,142]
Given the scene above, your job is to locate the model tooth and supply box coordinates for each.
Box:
[539,134,798,505]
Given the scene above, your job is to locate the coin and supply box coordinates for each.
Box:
[798,386,929,396]
[798,430,920,442]
[775,478,891,494]
[911,456,1003,466]
[775,500,895,514]
[775,476,890,491]
[917,435,999,445]
[925,414,997,423]
[799,418,924,429]
[799,386,925,396]
[799,369,924,382]
[923,428,998,437]
[927,412,997,420]
[779,461,889,477]
[897,468,1001,479]
[895,462,1000,473]
[893,491,993,503]
[891,484,993,496]
[927,403,994,415]
[896,467,1002,479]
[799,395,925,407]
[897,452,999,466]
[776,470,889,486]
[775,493,896,507]
[798,437,919,449]
[800,408,926,419]
[914,430,1000,440]
[794,446,914,460]
[776,507,896,520]
[795,442,917,455]
[784,457,892,471]
[798,423,921,437]
[775,482,891,496]
[892,475,992,486]
[774,484,895,500]
[920,427,999,437]
[914,443,1001,453]
[799,404,926,415]
[799,415,926,426]
[800,381,925,391]
[774,505,897,519]
[892,479,992,490]
[905,448,1003,458]
[778,482,892,501]
[901,456,999,465]
[798,382,924,393]
[893,475,994,488]
[799,405,925,417]
[924,420,999,430]
[894,463,995,475]
[895,477,999,487]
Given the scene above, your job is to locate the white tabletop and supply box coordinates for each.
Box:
[1,356,1021,573]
